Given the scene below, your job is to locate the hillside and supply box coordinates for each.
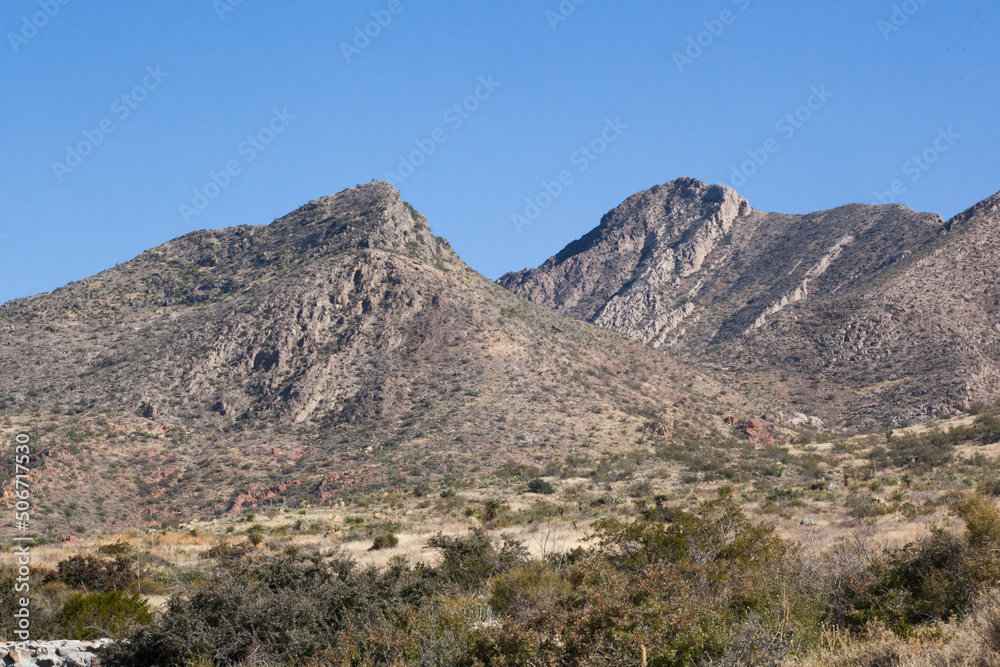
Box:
[0,182,748,536]
[500,177,1000,427]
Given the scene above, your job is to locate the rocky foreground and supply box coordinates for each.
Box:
[0,640,109,666]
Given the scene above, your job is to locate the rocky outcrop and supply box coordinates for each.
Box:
[501,178,752,347]
[747,233,854,332]
[227,480,302,515]
[727,417,777,445]
[0,639,109,666]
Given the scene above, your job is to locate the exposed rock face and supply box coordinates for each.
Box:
[501,177,1000,427]
[500,178,753,347]
[735,417,776,445]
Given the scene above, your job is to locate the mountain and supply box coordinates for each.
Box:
[0,182,746,535]
[500,177,1000,427]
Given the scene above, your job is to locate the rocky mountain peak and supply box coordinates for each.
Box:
[263,180,455,265]
[499,177,753,345]
[593,177,751,242]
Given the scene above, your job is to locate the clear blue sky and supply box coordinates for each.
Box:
[2,0,997,305]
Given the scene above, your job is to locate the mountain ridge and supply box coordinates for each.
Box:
[0,181,748,535]
[500,177,999,427]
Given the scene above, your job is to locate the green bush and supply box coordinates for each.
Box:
[527,478,555,494]
[245,523,265,546]
[427,529,528,589]
[97,540,136,556]
[370,533,399,550]
[57,591,152,640]
[828,492,1000,633]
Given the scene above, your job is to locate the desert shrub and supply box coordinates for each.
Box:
[829,526,968,632]
[580,498,817,663]
[953,492,1000,584]
[245,523,265,546]
[97,540,136,556]
[0,566,69,641]
[103,552,443,666]
[57,590,152,639]
[497,462,542,481]
[370,533,399,550]
[828,493,1000,633]
[462,623,551,665]
[204,540,252,564]
[874,428,955,470]
[488,560,571,621]
[846,493,891,519]
[596,497,791,571]
[526,478,555,494]
[47,555,139,592]
[979,476,1000,496]
[627,479,654,498]
[427,529,528,590]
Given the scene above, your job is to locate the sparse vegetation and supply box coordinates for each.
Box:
[4,183,1000,664]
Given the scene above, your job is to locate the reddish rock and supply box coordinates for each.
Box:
[227,480,302,515]
[730,417,776,445]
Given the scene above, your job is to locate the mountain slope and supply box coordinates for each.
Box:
[500,178,1000,427]
[0,182,747,536]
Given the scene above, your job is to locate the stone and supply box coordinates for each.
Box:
[4,648,31,664]
[736,417,776,445]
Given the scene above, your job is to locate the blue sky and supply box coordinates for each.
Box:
[2,0,997,305]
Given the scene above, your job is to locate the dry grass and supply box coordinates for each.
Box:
[786,589,1000,666]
